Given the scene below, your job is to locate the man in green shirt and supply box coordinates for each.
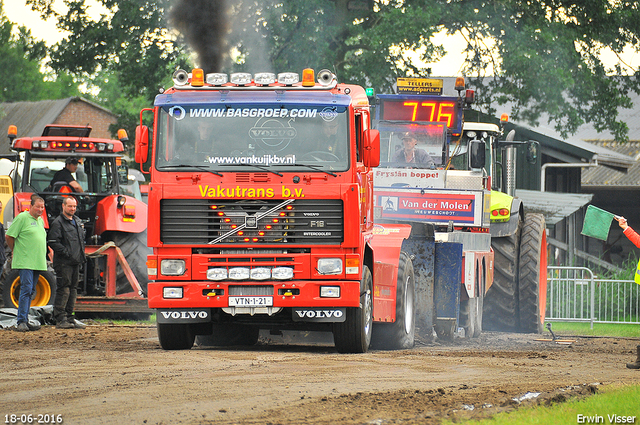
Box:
[6,195,48,332]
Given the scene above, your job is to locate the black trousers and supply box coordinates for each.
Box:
[53,263,80,323]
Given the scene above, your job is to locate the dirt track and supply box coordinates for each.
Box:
[1,324,639,425]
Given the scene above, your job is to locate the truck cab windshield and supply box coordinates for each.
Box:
[155,105,350,172]
[377,122,446,170]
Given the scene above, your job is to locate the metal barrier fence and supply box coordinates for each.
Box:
[546,266,640,328]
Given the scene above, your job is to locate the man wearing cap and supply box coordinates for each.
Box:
[393,133,435,168]
[49,158,83,192]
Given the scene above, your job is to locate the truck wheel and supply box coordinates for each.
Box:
[484,218,521,332]
[371,252,415,350]
[195,325,260,347]
[517,213,547,333]
[333,266,373,353]
[157,323,195,350]
[107,231,151,295]
[2,270,57,309]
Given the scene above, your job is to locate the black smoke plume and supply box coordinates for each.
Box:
[170,0,228,73]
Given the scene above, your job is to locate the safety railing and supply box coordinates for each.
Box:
[546,266,640,328]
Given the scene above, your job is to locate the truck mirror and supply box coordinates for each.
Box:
[135,125,149,164]
[117,164,129,185]
[469,139,486,169]
[526,140,539,164]
[363,129,380,168]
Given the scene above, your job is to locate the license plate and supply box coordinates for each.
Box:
[228,296,273,307]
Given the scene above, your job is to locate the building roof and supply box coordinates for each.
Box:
[0,97,116,155]
[516,189,593,226]
[581,140,640,188]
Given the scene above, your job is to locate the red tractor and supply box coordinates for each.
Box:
[1,124,150,314]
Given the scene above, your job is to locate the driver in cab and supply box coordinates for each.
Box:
[49,157,83,192]
[393,133,435,169]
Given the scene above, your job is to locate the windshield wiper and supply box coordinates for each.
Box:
[285,163,337,177]
[218,163,283,177]
[157,164,223,177]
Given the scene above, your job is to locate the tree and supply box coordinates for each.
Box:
[26,0,188,102]
[0,2,78,103]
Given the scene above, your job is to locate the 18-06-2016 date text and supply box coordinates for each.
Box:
[4,414,63,424]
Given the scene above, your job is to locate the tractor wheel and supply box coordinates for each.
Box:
[157,323,195,350]
[195,325,260,347]
[484,217,521,332]
[333,266,373,353]
[517,213,547,333]
[2,269,57,309]
[371,251,416,350]
[107,231,151,295]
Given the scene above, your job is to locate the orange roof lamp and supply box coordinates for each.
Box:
[7,125,17,145]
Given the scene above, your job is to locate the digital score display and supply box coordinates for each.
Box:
[380,99,459,129]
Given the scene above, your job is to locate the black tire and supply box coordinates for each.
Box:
[107,231,151,295]
[518,213,547,333]
[2,269,57,309]
[157,323,195,350]
[371,252,415,350]
[484,217,521,332]
[333,266,373,353]
[195,325,260,347]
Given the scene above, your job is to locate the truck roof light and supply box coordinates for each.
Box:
[173,69,189,86]
[317,69,335,87]
[500,113,509,123]
[117,129,129,142]
[230,72,252,86]
[254,72,276,86]
[206,73,228,85]
[302,68,315,87]
[7,125,17,141]
[96,143,106,151]
[465,89,475,105]
[107,143,114,151]
[277,72,299,85]
[455,77,466,91]
[191,68,205,86]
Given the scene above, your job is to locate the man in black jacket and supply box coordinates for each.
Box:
[48,196,86,329]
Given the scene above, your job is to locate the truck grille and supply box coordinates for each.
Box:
[160,199,343,245]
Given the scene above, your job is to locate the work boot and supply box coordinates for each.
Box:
[15,322,29,332]
[26,322,41,331]
[56,320,75,329]
[627,345,640,369]
[71,319,86,329]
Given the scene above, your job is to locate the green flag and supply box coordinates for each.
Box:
[581,205,617,241]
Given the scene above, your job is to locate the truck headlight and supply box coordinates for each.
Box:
[163,287,183,299]
[228,267,250,280]
[207,268,228,281]
[250,267,271,280]
[272,267,294,280]
[317,258,342,275]
[160,259,186,276]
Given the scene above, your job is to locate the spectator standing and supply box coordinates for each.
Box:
[5,195,47,332]
[614,216,640,369]
[48,196,86,329]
